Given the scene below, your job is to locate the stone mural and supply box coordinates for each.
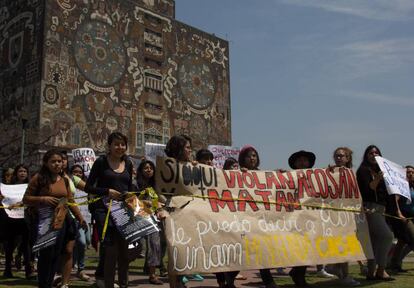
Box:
[0,0,230,167]
[0,0,44,167]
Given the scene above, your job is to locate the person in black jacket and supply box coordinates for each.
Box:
[164,135,204,288]
[85,132,133,288]
[356,145,395,281]
[389,165,414,271]
[2,165,33,279]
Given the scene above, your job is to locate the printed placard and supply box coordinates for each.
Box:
[104,197,159,243]
[32,206,59,252]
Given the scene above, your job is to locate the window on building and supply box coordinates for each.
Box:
[144,133,162,144]
[144,13,162,25]
[144,102,163,114]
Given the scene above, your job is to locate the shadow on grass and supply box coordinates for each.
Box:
[0,276,37,286]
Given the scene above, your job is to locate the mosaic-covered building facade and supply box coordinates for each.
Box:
[0,0,231,167]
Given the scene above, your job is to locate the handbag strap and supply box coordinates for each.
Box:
[61,176,71,205]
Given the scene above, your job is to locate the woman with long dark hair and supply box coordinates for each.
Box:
[85,132,134,288]
[356,145,395,281]
[2,164,32,279]
[389,165,414,271]
[206,154,242,288]
[23,149,86,288]
[387,165,414,273]
[164,135,204,287]
[136,160,164,285]
[0,168,14,271]
[11,164,30,184]
[223,157,239,170]
[50,151,83,287]
[2,168,14,184]
[238,145,278,288]
[70,164,91,282]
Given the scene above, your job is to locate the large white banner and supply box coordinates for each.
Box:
[145,143,166,165]
[156,158,373,275]
[208,145,240,169]
[72,148,96,177]
[0,183,27,219]
[376,156,411,203]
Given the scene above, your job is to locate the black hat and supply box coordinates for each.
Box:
[288,150,316,169]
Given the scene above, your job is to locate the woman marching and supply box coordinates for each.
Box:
[23,149,86,288]
[70,164,91,282]
[199,152,243,288]
[2,164,33,279]
[238,145,278,288]
[326,147,361,286]
[136,160,164,285]
[0,168,14,254]
[164,135,204,288]
[51,151,88,287]
[388,165,414,271]
[356,145,395,281]
[85,132,134,288]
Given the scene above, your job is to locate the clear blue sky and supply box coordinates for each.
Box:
[175,0,414,170]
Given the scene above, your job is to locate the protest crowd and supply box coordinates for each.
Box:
[1,131,414,288]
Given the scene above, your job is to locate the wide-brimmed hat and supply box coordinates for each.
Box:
[288,150,316,169]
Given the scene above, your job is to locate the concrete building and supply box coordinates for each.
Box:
[0,0,231,168]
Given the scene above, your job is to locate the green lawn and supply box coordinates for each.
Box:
[277,263,414,287]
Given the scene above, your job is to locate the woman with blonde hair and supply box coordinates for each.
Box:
[332,147,353,168]
[327,147,360,286]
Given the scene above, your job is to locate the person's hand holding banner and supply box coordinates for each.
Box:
[155,157,374,275]
[0,183,27,218]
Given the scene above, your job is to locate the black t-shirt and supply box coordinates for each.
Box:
[86,155,133,210]
[356,165,388,206]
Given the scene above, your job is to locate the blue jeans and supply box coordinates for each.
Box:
[73,224,91,271]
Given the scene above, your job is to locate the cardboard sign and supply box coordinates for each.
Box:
[376,156,411,203]
[208,145,240,169]
[156,158,373,274]
[72,148,96,177]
